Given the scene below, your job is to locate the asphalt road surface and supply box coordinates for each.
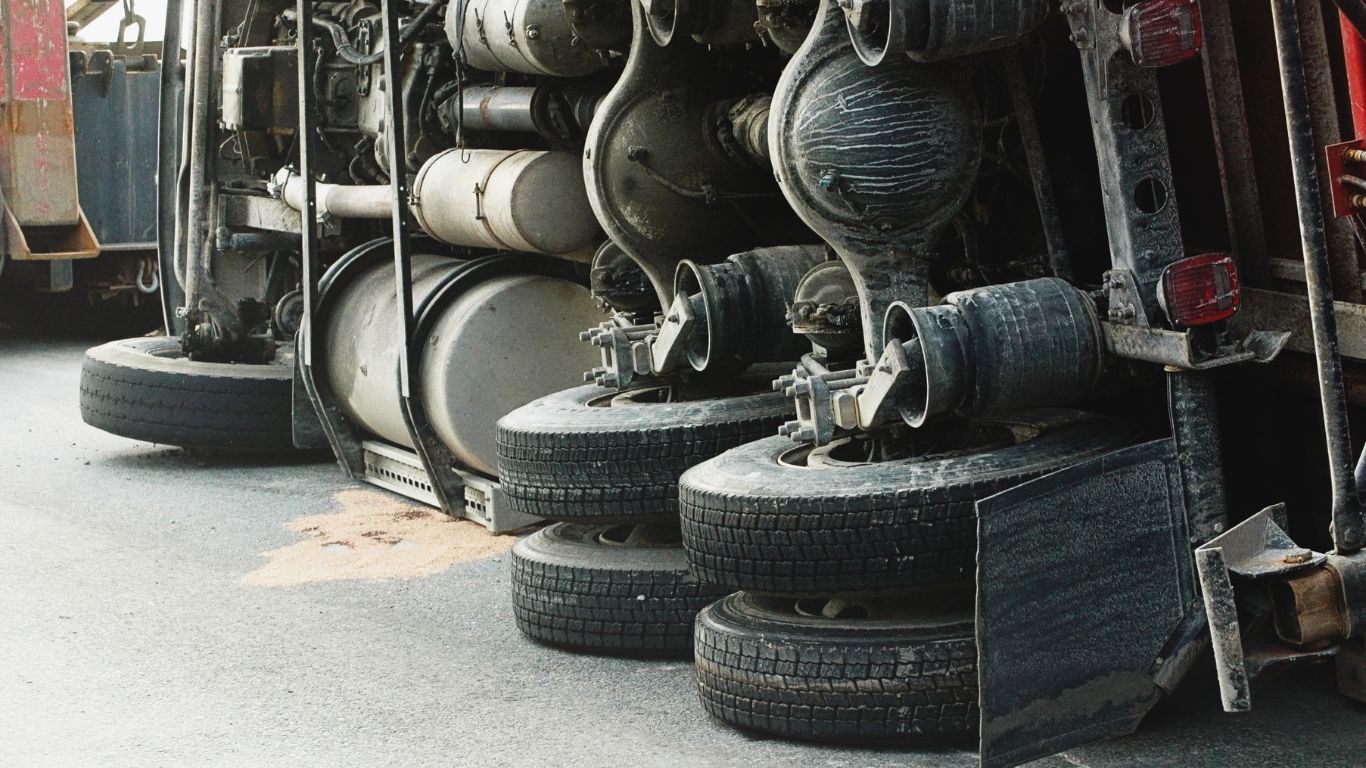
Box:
[2,334,1363,768]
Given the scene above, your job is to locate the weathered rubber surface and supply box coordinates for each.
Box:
[496,380,792,523]
[511,523,731,655]
[79,336,294,451]
[695,592,978,742]
[679,409,1137,595]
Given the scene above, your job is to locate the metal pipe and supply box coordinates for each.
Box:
[1271,0,1366,551]
[455,86,541,133]
[155,0,186,333]
[380,0,418,401]
[277,170,393,219]
[274,149,599,255]
[285,0,446,66]
[181,0,218,313]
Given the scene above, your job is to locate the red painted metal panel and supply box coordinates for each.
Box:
[0,0,82,228]
[6,0,69,100]
[1341,11,1366,140]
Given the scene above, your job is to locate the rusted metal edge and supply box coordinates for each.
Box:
[2,203,100,260]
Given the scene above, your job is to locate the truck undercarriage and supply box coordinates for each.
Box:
[41,0,1366,762]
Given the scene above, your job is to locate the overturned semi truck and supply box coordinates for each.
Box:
[76,0,1366,764]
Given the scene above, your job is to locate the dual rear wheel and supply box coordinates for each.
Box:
[497,377,794,656]
[678,409,1136,743]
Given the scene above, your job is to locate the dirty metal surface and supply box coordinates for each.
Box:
[0,0,82,228]
[1244,286,1366,363]
[1194,505,1344,712]
[976,439,1195,768]
[70,52,160,249]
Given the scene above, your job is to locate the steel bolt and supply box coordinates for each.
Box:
[791,379,812,396]
[1282,548,1313,564]
[778,420,800,437]
[796,426,816,442]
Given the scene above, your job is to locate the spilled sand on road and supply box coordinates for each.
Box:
[243,488,514,586]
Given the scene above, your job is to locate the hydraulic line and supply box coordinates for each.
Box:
[283,0,446,67]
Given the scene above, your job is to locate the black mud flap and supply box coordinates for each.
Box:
[976,439,1201,768]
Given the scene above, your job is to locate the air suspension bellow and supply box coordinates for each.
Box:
[674,245,827,374]
[843,0,1050,66]
[884,277,1104,426]
[321,252,603,476]
[582,245,826,389]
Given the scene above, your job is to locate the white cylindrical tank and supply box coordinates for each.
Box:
[322,253,603,476]
[411,148,600,255]
[448,0,603,77]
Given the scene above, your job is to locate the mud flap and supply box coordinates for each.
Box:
[976,439,1201,768]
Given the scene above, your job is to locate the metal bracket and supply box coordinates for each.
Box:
[579,290,703,390]
[293,0,370,477]
[361,440,540,533]
[1195,504,1339,712]
[581,313,660,390]
[646,292,698,374]
[1102,322,1290,370]
[1326,138,1366,218]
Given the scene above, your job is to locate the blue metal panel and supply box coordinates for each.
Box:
[70,50,160,249]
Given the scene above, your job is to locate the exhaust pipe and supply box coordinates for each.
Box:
[273,149,600,256]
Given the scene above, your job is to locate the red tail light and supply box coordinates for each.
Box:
[1158,253,1240,327]
[1121,0,1204,68]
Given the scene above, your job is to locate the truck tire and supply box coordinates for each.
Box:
[79,336,295,451]
[679,409,1135,595]
[496,378,792,523]
[511,522,731,655]
[695,592,977,742]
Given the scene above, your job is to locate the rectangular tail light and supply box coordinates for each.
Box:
[1121,0,1204,68]
[1158,253,1240,327]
